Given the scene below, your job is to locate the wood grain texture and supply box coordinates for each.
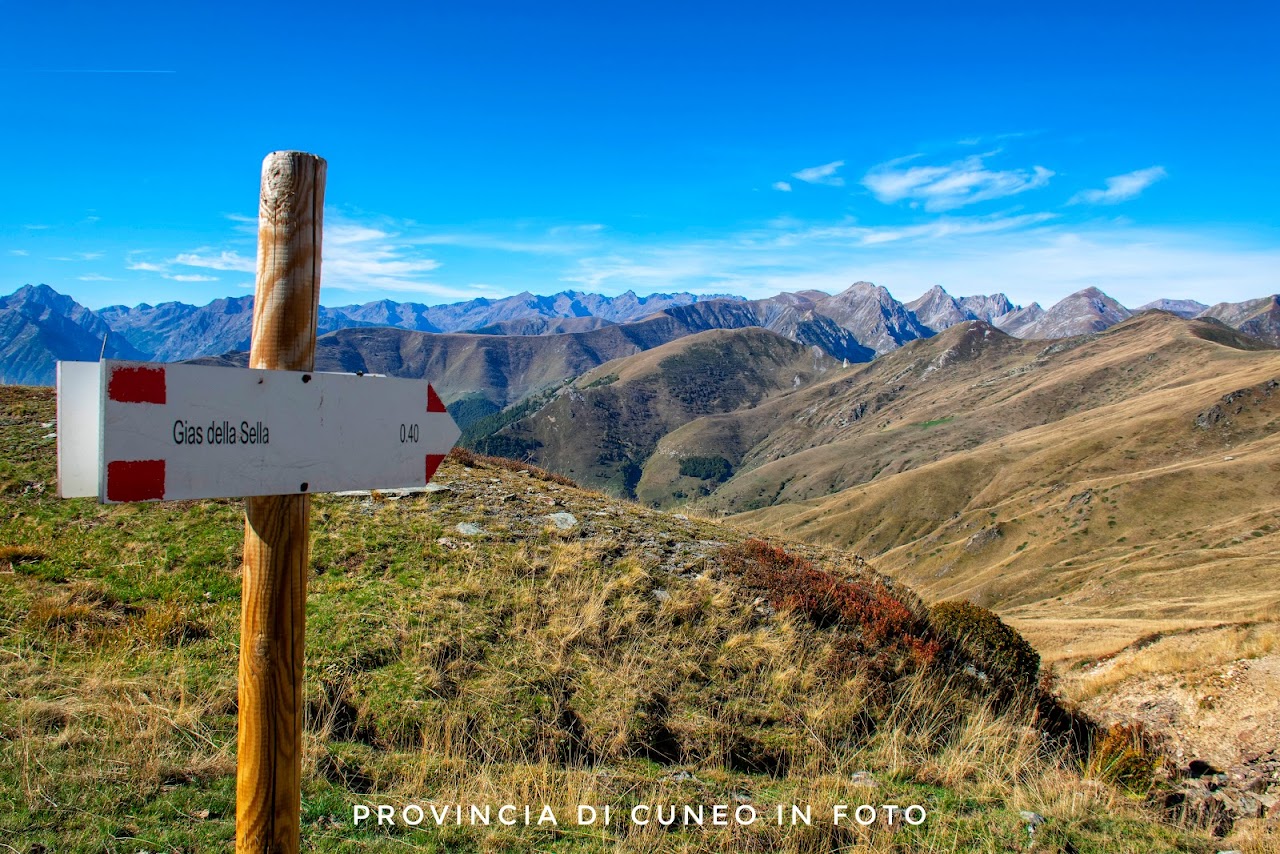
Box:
[237,151,326,854]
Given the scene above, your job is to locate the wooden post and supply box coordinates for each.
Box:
[237,151,326,853]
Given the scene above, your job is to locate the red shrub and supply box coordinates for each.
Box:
[719,540,940,675]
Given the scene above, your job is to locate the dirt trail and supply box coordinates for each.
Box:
[1062,624,1280,831]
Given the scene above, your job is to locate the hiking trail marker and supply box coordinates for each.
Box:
[53,151,458,854]
[56,360,458,501]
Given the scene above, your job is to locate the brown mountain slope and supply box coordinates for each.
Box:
[678,314,1273,514]
[486,328,836,498]
[724,315,1280,657]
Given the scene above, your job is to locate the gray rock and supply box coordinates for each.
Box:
[546,512,578,530]
[455,522,484,536]
[1019,811,1046,828]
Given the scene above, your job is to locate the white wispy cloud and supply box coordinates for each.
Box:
[327,224,393,245]
[404,231,592,255]
[1069,166,1167,205]
[313,215,448,294]
[78,251,102,260]
[863,153,1053,212]
[111,175,1274,312]
[772,181,792,192]
[792,160,845,186]
[165,273,220,282]
[224,213,258,235]
[9,249,28,256]
[776,212,1058,247]
[154,212,612,301]
[172,250,257,273]
[840,227,1280,309]
[549,223,605,236]
[77,274,113,281]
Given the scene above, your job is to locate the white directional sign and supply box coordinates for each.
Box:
[56,360,460,502]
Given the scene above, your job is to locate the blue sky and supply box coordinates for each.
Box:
[2,0,1277,311]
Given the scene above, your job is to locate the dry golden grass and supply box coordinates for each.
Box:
[0,543,47,568]
[1068,623,1280,702]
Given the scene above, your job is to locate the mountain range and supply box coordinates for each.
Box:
[0,285,738,384]
[1,282,1277,395]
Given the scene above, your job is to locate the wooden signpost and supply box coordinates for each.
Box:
[54,151,459,853]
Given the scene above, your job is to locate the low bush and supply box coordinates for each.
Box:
[929,599,1040,691]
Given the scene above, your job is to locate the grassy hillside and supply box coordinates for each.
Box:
[692,315,1273,512]
[0,386,1221,852]
[487,328,836,502]
[723,315,1280,658]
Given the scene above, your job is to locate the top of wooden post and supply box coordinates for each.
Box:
[251,151,327,373]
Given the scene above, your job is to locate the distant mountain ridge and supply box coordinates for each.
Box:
[0,285,146,384]
[2,281,1277,389]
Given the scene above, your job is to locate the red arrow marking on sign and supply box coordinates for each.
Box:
[427,384,447,413]
[106,459,166,501]
[108,365,167,404]
[425,453,445,483]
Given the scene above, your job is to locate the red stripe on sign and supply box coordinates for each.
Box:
[427,384,447,413]
[425,454,445,483]
[108,366,166,404]
[106,459,166,502]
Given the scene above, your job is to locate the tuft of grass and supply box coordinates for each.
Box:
[0,544,46,568]
[1086,723,1163,795]
[449,446,578,487]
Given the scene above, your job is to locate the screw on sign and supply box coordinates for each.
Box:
[52,152,459,854]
